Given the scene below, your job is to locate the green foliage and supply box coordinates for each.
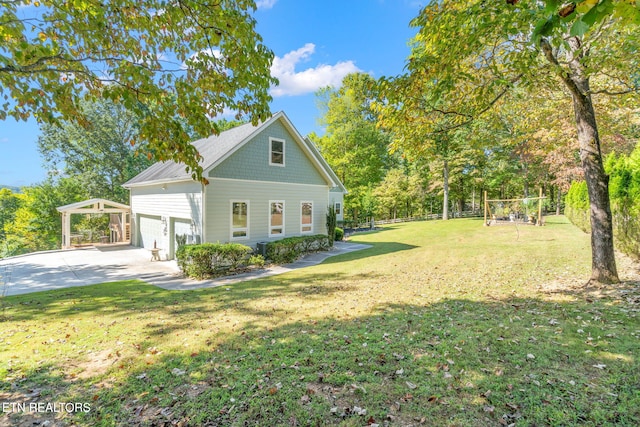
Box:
[313,73,396,223]
[565,180,591,233]
[75,214,110,243]
[175,234,187,252]
[566,144,640,258]
[326,205,337,247]
[0,0,276,182]
[334,227,344,242]
[265,235,331,264]
[0,188,22,242]
[248,254,265,268]
[533,0,640,40]
[3,177,88,255]
[37,100,152,203]
[176,242,254,279]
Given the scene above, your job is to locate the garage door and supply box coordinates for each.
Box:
[138,215,162,249]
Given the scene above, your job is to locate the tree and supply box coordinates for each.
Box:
[374,77,473,221]
[373,168,410,220]
[0,0,276,182]
[0,188,22,242]
[37,100,152,202]
[313,73,395,224]
[5,177,88,254]
[391,0,639,284]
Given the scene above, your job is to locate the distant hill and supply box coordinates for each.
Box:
[0,185,21,193]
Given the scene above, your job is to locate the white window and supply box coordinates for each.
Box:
[269,201,285,237]
[301,201,313,233]
[269,137,285,166]
[231,200,249,240]
[335,202,341,216]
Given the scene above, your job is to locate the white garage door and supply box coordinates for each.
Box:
[138,215,162,249]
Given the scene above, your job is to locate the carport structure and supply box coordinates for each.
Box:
[57,198,131,249]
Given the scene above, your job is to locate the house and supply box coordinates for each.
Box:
[123,111,346,259]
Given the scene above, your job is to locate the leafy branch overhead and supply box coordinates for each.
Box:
[528,0,640,40]
[0,0,277,183]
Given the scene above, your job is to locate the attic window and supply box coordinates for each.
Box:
[270,137,285,166]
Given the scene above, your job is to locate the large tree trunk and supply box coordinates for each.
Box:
[442,159,449,220]
[572,90,619,283]
[541,37,619,284]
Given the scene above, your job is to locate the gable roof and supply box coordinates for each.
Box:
[123,111,346,192]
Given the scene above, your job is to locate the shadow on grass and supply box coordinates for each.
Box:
[3,287,639,427]
[322,241,418,265]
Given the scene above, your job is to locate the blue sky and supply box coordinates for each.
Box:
[0,0,423,187]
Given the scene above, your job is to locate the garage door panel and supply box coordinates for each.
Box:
[138,215,162,249]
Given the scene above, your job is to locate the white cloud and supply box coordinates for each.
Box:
[270,43,361,97]
[256,0,278,10]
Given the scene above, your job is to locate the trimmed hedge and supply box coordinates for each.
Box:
[334,227,344,242]
[565,146,640,259]
[266,234,330,264]
[176,242,254,279]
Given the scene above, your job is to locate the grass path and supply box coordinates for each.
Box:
[1,216,639,426]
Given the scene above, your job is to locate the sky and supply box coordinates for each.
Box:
[0,0,424,188]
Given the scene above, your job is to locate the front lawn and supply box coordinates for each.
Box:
[1,216,639,426]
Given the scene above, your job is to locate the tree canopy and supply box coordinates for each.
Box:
[375,0,639,283]
[312,73,396,223]
[37,100,152,203]
[0,0,276,181]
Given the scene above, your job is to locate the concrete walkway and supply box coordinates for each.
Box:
[0,242,371,296]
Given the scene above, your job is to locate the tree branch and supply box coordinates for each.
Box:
[539,37,584,100]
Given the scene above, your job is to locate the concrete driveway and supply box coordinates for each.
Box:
[0,242,371,296]
[0,245,180,296]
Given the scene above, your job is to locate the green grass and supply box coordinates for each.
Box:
[1,216,639,426]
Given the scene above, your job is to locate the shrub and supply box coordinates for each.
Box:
[326,205,337,247]
[266,234,330,264]
[334,227,344,241]
[565,144,640,259]
[248,254,265,268]
[176,242,254,279]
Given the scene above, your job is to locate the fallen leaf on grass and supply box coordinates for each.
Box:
[406,381,417,390]
[592,364,607,369]
[171,368,186,376]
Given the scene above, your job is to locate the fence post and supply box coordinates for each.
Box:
[483,191,488,226]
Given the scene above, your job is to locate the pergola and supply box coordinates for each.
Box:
[57,198,131,249]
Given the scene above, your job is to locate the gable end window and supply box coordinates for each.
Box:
[231,200,249,240]
[269,137,285,166]
[269,201,285,237]
[301,201,313,233]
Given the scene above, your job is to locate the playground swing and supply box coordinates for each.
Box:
[483,189,546,226]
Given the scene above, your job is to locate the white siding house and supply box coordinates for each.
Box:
[123,112,346,259]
